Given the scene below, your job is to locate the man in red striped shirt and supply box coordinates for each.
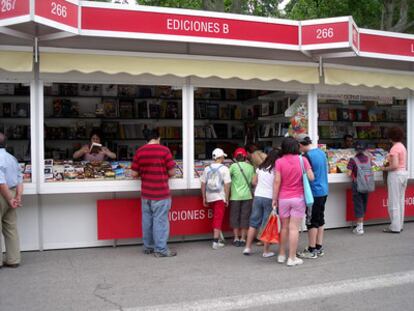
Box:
[132,129,176,257]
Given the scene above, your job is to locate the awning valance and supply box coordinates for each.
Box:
[324,66,414,90]
[0,51,33,72]
[39,52,319,84]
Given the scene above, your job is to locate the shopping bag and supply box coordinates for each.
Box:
[258,212,279,244]
[300,155,314,208]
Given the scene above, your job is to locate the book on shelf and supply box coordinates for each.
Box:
[118,100,134,118]
[102,84,118,97]
[134,100,148,118]
[318,108,329,121]
[118,85,136,97]
[103,99,118,117]
[328,108,337,121]
[59,84,78,96]
[15,103,29,117]
[225,89,237,100]
[206,103,219,119]
[195,142,206,159]
[231,125,244,139]
[0,84,14,95]
[219,105,230,119]
[261,102,269,116]
[137,86,154,98]
[212,124,228,139]
[2,102,12,117]
[196,102,207,119]
[148,102,161,118]
[78,84,101,96]
[101,121,119,139]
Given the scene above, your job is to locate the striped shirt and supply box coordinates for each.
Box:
[131,144,176,200]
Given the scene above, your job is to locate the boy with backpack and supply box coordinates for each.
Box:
[229,147,255,247]
[347,141,375,235]
[200,148,231,249]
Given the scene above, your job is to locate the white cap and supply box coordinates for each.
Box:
[212,148,227,160]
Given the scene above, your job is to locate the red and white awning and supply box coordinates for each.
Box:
[0,0,413,88]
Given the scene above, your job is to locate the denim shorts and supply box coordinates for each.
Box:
[249,196,273,229]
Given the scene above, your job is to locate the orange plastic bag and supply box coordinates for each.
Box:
[258,212,280,244]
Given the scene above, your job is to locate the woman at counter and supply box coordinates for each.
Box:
[73,130,116,161]
[381,127,408,233]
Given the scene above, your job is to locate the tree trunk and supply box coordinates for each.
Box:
[382,0,395,30]
[230,0,242,14]
[202,0,225,12]
[390,0,410,32]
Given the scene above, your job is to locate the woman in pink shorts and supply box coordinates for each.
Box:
[272,137,314,266]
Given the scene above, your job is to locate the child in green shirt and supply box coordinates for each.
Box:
[229,147,255,246]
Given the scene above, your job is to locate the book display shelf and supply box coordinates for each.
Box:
[43,83,184,183]
[0,83,32,183]
[317,94,407,175]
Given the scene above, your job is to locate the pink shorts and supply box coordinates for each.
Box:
[278,197,306,219]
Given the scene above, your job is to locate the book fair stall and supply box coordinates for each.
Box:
[0,0,413,251]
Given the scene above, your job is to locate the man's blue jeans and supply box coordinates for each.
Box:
[141,198,172,254]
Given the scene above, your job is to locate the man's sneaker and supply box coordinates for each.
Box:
[143,248,154,255]
[154,250,177,258]
[232,239,241,247]
[277,255,286,264]
[353,227,364,235]
[212,241,225,250]
[239,240,246,247]
[243,247,252,255]
[287,257,304,267]
[316,247,325,257]
[297,248,318,259]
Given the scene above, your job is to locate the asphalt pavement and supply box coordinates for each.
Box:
[1,223,414,311]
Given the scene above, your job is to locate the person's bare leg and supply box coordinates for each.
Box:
[288,217,302,259]
[316,226,324,246]
[245,227,257,249]
[279,217,290,257]
[308,228,317,248]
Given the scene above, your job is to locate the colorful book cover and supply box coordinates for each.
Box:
[318,108,329,121]
[328,108,337,121]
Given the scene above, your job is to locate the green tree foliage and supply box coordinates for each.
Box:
[90,0,414,33]
[285,0,414,33]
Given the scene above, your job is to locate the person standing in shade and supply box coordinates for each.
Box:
[343,134,354,149]
[0,132,24,269]
[381,127,408,233]
[229,147,255,247]
[347,141,374,235]
[200,148,231,250]
[243,149,280,257]
[273,137,314,267]
[296,134,329,258]
[131,129,177,257]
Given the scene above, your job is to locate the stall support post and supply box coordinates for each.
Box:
[408,91,414,179]
[307,88,318,143]
[183,83,194,188]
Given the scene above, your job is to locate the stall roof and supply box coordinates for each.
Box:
[0,0,413,88]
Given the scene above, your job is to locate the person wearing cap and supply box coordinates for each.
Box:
[200,148,231,249]
[346,141,374,235]
[229,147,255,247]
[296,134,329,259]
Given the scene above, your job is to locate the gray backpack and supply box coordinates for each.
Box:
[354,156,375,193]
[206,164,224,193]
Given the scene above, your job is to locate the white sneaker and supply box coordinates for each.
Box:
[287,257,304,267]
[212,241,225,249]
[277,255,286,263]
[243,247,252,255]
[262,252,275,258]
[352,227,364,235]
